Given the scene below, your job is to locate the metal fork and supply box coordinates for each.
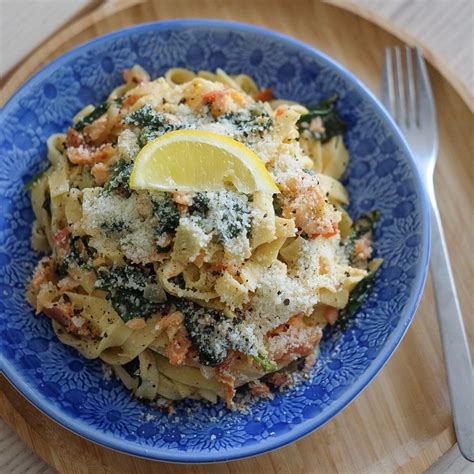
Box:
[381,46,473,461]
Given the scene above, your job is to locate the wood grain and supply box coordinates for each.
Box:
[328,0,474,110]
[1,1,473,472]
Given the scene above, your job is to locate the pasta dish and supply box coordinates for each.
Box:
[26,66,381,407]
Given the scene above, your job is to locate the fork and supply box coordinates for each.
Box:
[381,46,473,461]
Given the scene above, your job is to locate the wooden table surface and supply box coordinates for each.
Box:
[1,1,473,472]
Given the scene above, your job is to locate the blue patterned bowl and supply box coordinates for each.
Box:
[0,20,429,463]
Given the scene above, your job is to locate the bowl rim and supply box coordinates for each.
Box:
[0,19,430,464]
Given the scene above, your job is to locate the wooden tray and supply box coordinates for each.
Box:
[1,1,472,472]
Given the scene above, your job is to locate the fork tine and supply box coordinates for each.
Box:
[381,48,395,118]
[405,46,416,127]
[414,47,436,125]
[394,47,406,125]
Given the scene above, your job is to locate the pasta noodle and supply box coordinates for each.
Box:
[26,66,381,408]
[165,67,196,85]
[321,136,349,179]
[232,74,259,95]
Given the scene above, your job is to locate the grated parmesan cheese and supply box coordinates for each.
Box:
[206,192,251,263]
[81,189,158,263]
[117,129,139,162]
[245,261,319,345]
[172,216,212,264]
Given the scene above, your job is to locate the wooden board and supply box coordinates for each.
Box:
[1,1,473,472]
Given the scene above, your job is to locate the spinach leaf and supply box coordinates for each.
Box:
[273,195,283,217]
[57,236,96,277]
[124,105,181,147]
[179,301,231,367]
[190,192,210,216]
[219,203,250,240]
[219,107,273,137]
[337,268,378,330]
[297,95,346,142]
[102,160,133,196]
[179,300,262,368]
[94,265,166,322]
[101,219,127,235]
[191,193,251,242]
[123,104,163,128]
[75,101,109,131]
[136,128,162,148]
[152,194,180,236]
[214,194,251,242]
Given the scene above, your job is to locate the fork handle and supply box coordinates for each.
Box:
[429,199,474,461]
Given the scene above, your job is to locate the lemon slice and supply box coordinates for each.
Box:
[129,130,279,194]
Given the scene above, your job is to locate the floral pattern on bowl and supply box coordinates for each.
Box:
[0,20,429,463]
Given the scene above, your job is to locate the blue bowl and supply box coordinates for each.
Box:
[0,20,429,463]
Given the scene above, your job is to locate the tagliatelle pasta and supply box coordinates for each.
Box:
[26,65,382,408]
